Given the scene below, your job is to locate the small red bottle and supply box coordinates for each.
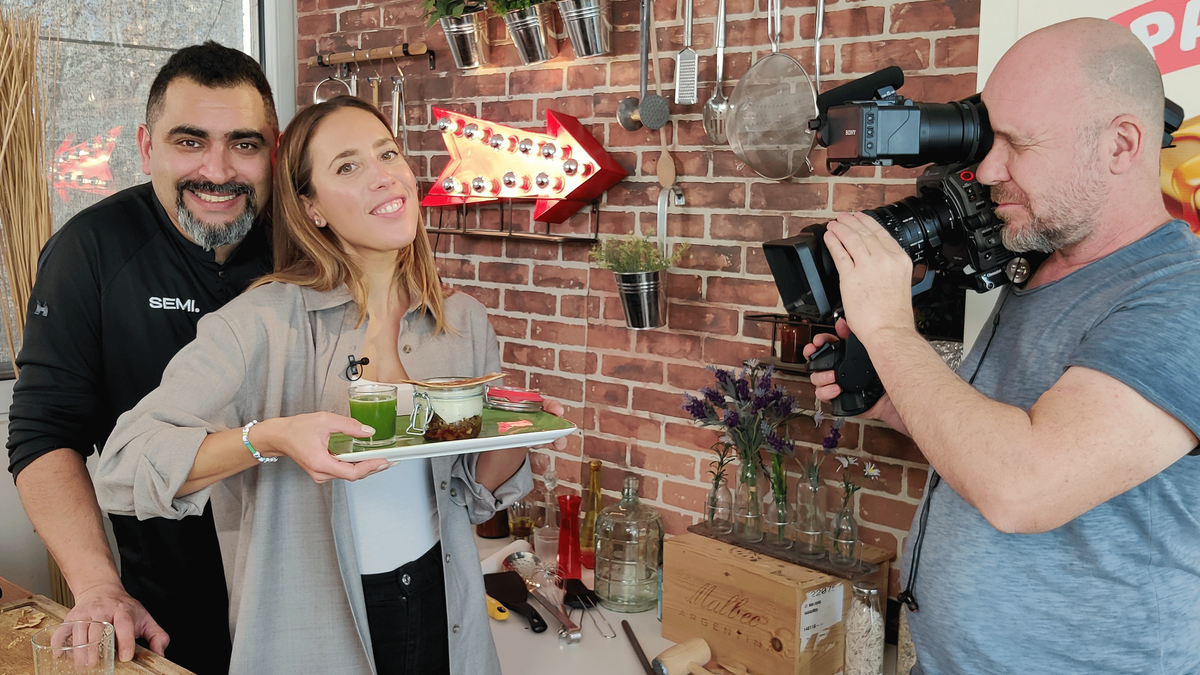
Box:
[557,494,582,579]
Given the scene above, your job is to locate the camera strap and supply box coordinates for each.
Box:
[898,290,1009,612]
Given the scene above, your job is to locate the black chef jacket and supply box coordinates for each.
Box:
[8,182,272,675]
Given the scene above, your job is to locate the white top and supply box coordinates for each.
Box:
[345,381,440,574]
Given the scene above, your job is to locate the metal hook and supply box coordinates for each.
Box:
[656,185,684,258]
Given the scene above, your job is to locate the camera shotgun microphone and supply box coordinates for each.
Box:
[815,65,905,116]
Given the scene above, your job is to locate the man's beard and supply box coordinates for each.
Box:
[995,138,1106,253]
[175,180,256,251]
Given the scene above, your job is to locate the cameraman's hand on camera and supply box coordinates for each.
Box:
[823,212,918,341]
[803,319,910,436]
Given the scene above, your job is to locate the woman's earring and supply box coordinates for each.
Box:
[314,217,324,227]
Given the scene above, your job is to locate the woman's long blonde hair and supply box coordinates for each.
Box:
[253,96,449,333]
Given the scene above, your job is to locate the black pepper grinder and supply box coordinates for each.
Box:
[476,508,511,538]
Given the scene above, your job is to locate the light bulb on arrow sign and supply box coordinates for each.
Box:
[422,108,628,224]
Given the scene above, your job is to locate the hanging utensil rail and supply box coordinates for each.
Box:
[306,43,435,70]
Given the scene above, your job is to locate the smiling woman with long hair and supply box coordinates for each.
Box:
[96,96,530,675]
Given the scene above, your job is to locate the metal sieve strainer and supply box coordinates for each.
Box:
[725,0,818,180]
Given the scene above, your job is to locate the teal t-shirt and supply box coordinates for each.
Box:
[905,220,1200,675]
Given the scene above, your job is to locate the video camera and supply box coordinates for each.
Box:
[763,66,1185,416]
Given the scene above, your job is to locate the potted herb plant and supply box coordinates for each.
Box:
[492,0,557,65]
[422,0,490,69]
[590,235,686,330]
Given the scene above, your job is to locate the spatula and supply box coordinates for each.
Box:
[483,571,547,633]
[673,0,698,105]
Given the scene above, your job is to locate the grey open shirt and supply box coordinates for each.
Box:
[96,282,530,675]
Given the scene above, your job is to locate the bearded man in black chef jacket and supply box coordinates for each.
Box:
[7,42,277,674]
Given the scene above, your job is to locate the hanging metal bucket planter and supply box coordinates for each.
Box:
[504,3,558,65]
[557,0,612,58]
[440,10,490,69]
[613,270,667,330]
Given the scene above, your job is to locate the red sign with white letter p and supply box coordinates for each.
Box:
[1111,0,1200,75]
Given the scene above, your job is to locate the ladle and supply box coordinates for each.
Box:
[701,0,728,144]
[503,551,583,644]
[617,0,669,131]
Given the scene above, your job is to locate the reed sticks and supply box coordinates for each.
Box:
[0,7,54,373]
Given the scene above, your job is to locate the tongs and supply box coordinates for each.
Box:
[567,587,617,639]
[503,551,583,643]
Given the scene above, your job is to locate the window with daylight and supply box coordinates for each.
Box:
[0,0,262,377]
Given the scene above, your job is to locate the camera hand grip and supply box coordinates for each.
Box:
[806,334,885,417]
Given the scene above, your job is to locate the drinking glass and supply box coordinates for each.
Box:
[508,494,536,543]
[31,621,115,675]
[348,383,398,447]
[533,525,560,564]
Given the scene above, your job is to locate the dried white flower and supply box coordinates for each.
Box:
[834,455,858,471]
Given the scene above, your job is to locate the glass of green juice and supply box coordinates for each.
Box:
[348,383,398,448]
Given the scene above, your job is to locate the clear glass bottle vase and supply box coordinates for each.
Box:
[704,476,733,534]
[763,493,792,549]
[793,479,826,557]
[829,495,859,568]
[733,456,764,543]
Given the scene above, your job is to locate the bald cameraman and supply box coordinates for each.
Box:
[807,18,1200,674]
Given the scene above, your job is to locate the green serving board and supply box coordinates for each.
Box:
[329,408,574,455]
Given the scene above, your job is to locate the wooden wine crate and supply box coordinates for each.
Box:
[662,533,849,675]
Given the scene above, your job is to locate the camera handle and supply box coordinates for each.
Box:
[807,269,936,417]
[807,334,884,417]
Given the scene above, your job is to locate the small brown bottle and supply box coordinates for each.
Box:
[476,508,510,539]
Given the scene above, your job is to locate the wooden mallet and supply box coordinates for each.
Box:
[651,637,714,675]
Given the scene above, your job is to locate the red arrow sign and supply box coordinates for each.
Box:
[52,127,122,203]
[421,108,627,223]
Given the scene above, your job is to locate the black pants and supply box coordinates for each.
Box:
[110,504,232,675]
[361,542,451,675]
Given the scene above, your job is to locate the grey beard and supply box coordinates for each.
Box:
[176,182,256,251]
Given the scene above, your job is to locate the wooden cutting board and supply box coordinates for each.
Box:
[0,594,195,674]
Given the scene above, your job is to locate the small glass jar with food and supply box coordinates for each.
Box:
[408,378,485,441]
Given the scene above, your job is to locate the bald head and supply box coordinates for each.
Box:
[976,18,1172,253]
[996,18,1164,135]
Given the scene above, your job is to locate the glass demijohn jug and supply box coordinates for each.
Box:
[594,476,664,613]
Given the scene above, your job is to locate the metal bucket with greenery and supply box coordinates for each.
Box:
[557,0,612,58]
[591,236,686,330]
[498,1,557,65]
[423,0,490,69]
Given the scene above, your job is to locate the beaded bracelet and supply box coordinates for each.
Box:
[242,420,278,463]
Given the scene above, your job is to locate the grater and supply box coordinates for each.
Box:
[673,0,698,105]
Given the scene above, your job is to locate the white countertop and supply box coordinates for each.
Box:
[475,534,673,675]
[475,533,898,675]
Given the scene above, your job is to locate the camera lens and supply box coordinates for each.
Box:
[863,188,955,265]
[910,99,993,167]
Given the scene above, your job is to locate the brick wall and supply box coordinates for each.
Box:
[296,0,981,597]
